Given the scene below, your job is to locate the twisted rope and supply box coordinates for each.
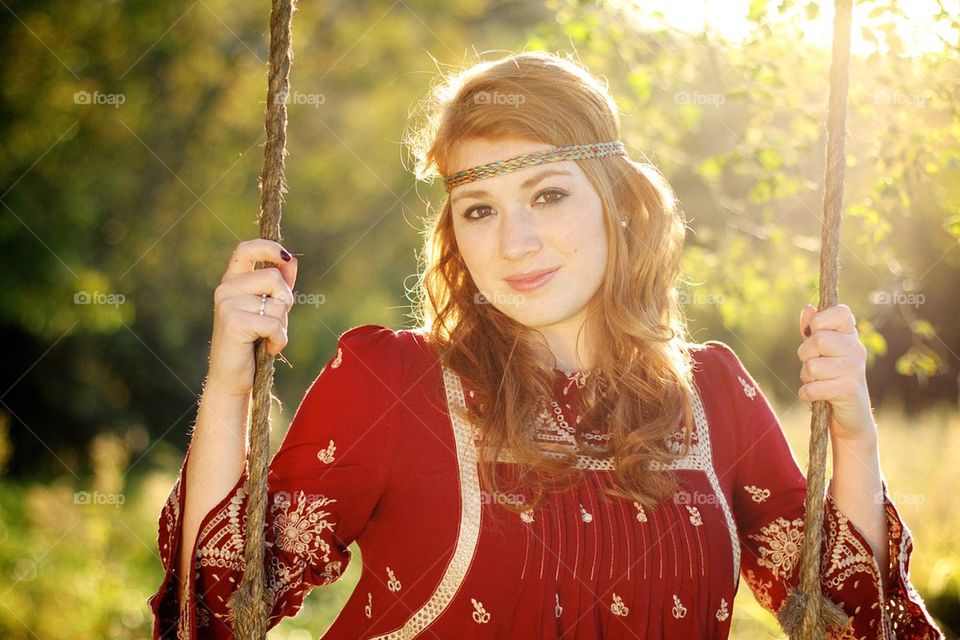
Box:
[225,0,295,637]
[778,1,854,638]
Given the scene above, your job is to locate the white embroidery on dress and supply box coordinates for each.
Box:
[532,400,577,448]
[160,479,180,570]
[192,484,344,635]
[672,594,688,619]
[317,439,336,464]
[610,593,629,617]
[748,517,804,580]
[330,347,343,369]
[555,593,563,618]
[386,566,402,592]
[272,491,336,558]
[365,592,372,619]
[560,370,590,395]
[471,598,490,624]
[686,505,703,526]
[737,375,756,399]
[196,606,210,630]
[744,485,771,503]
[823,496,878,592]
[715,597,730,621]
[520,509,534,523]
[632,501,648,522]
[579,503,593,523]
[744,569,774,611]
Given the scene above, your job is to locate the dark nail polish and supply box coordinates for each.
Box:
[804,326,811,337]
[280,248,292,262]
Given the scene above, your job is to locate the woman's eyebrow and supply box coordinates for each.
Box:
[451,168,573,204]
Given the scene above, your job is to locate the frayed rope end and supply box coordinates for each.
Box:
[778,590,849,639]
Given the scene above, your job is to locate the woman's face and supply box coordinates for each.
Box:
[448,137,609,334]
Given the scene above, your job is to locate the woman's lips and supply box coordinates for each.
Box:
[505,267,559,292]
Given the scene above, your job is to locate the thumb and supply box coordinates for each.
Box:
[800,303,816,339]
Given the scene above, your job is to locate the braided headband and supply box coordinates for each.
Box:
[443,141,627,191]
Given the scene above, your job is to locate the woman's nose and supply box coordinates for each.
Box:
[498,206,543,260]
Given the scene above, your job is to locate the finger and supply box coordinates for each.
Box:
[223,239,294,280]
[798,377,856,404]
[277,252,298,291]
[220,267,294,306]
[807,303,857,336]
[797,330,858,361]
[245,313,288,355]
[244,294,291,324]
[801,355,858,382]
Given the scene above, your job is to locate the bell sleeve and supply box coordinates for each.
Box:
[147,324,402,639]
[704,340,943,639]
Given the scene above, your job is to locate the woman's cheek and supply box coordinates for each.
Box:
[458,230,495,291]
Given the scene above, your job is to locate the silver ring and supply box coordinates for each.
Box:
[258,293,268,316]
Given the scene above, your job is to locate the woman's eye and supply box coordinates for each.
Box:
[462,205,493,221]
[535,189,568,206]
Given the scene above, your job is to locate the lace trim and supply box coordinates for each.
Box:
[369,365,482,639]
[160,474,180,572]
[490,446,616,470]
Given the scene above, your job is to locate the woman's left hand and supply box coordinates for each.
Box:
[797,303,877,443]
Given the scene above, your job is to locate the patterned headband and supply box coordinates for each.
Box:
[443,141,627,192]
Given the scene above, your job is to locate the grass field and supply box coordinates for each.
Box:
[0,400,956,638]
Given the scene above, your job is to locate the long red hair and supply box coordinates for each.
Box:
[404,51,696,512]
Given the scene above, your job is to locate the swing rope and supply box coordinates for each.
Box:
[225,0,295,638]
[779,1,854,638]
[220,1,853,638]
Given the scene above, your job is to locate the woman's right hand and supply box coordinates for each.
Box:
[206,239,298,396]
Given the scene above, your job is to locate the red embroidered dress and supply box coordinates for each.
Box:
[149,324,942,639]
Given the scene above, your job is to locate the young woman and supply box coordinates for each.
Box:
[149,51,942,638]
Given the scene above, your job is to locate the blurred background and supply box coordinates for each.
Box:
[1,0,958,637]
